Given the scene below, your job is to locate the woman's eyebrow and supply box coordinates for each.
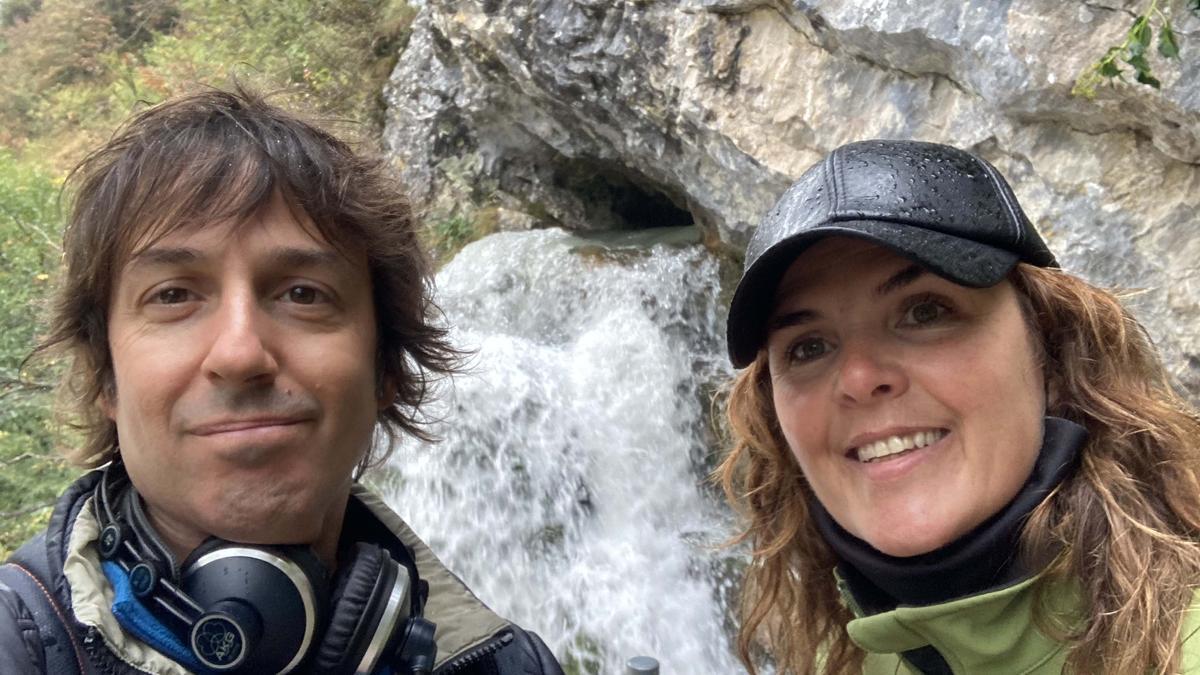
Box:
[768,264,927,333]
[768,309,819,332]
[875,264,926,296]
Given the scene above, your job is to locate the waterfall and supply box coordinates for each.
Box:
[378,227,743,673]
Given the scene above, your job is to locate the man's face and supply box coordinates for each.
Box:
[106,192,386,556]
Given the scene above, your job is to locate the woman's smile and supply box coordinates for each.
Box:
[766,237,1046,557]
[847,427,948,463]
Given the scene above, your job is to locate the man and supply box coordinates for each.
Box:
[0,88,564,675]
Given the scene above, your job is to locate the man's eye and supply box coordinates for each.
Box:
[285,286,322,305]
[789,337,833,363]
[153,288,191,304]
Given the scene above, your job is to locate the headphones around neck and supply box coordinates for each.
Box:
[93,463,438,674]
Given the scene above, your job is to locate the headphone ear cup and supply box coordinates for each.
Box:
[181,542,329,674]
[314,542,399,675]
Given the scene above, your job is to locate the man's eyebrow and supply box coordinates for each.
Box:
[127,247,201,269]
[127,246,347,271]
[264,247,346,271]
[875,264,926,296]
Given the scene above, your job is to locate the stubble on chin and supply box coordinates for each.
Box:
[207,478,341,546]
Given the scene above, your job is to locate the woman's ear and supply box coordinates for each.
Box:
[376,376,398,411]
[1044,372,1062,413]
[98,374,120,421]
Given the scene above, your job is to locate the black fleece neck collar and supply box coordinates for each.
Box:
[814,416,1088,612]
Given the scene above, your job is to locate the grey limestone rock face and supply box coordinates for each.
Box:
[383,0,1200,398]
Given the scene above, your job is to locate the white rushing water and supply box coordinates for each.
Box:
[379,228,742,673]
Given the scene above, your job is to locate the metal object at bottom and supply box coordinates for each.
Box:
[625,655,660,675]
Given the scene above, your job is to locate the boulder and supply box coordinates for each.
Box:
[383,0,1200,398]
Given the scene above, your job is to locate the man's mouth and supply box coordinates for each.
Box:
[851,429,948,463]
[190,417,310,436]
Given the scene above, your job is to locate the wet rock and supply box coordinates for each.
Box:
[383,0,1200,398]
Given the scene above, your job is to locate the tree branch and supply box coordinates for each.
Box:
[0,202,60,253]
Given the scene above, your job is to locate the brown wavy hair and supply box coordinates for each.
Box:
[32,86,459,472]
[718,263,1200,674]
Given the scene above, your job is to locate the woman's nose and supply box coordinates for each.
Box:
[834,341,909,405]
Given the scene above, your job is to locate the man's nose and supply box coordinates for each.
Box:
[200,296,279,385]
[834,340,908,405]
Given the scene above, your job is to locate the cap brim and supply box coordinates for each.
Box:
[726,220,1020,368]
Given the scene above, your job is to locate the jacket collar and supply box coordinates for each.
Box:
[54,473,511,673]
[841,572,1079,673]
[350,484,511,668]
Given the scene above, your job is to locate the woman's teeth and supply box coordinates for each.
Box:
[855,429,946,463]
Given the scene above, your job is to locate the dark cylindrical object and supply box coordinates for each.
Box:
[625,655,659,675]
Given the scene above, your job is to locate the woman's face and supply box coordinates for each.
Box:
[765,237,1045,557]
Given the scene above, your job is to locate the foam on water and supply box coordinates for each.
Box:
[378,228,741,673]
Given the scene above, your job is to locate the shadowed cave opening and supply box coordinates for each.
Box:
[553,159,694,231]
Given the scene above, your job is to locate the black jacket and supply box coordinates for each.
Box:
[0,471,563,675]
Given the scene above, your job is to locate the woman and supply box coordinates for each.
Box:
[718,140,1200,674]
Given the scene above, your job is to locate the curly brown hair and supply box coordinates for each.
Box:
[718,263,1200,674]
[33,86,459,472]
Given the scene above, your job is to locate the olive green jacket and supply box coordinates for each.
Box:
[841,574,1200,674]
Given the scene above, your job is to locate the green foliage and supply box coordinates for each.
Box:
[429,216,478,258]
[0,150,76,560]
[424,208,503,264]
[0,0,415,167]
[126,0,415,123]
[1159,20,1180,58]
[1074,0,1197,98]
[100,0,178,48]
[0,0,42,27]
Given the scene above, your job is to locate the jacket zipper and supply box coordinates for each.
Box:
[435,629,514,674]
[83,626,120,675]
[82,625,153,675]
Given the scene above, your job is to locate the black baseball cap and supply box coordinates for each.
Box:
[726,139,1058,368]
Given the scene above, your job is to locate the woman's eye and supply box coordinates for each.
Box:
[901,298,950,326]
[284,285,323,305]
[152,288,192,304]
[789,337,834,363]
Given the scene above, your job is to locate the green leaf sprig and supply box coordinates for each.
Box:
[1073,0,1198,98]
